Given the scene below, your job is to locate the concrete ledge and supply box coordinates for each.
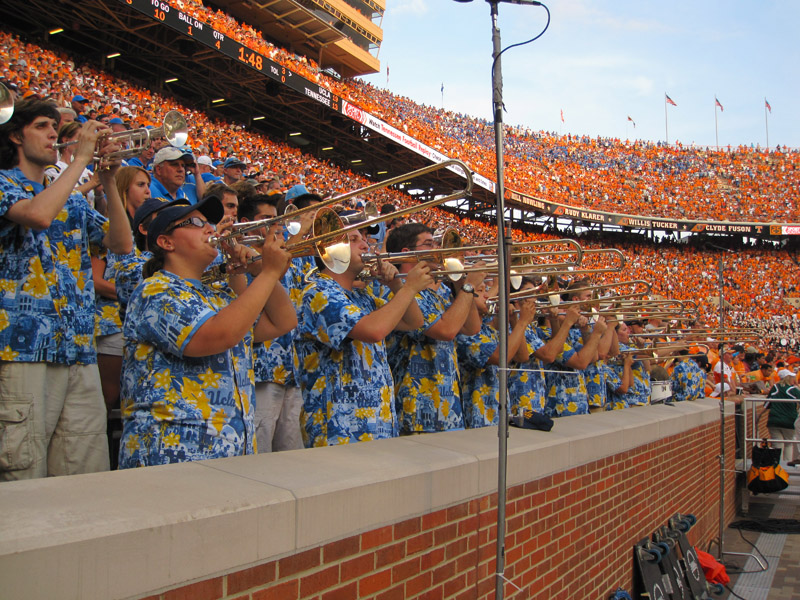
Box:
[0,399,724,600]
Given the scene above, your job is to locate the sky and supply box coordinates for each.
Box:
[359,0,799,149]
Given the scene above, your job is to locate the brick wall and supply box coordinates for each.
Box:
[137,417,734,600]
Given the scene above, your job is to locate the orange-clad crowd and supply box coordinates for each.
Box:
[2,26,800,350]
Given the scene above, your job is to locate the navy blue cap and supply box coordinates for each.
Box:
[223,157,246,169]
[132,197,191,251]
[147,194,224,251]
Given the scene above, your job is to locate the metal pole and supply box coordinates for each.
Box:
[765,100,770,151]
[717,251,726,558]
[664,95,669,145]
[714,97,719,149]
[488,2,511,598]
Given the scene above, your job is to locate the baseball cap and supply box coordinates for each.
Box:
[778,369,795,380]
[109,117,125,125]
[212,159,223,167]
[153,146,185,166]
[197,155,213,167]
[147,194,224,251]
[223,157,246,169]
[132,197,191,251]
[71,94,89,103]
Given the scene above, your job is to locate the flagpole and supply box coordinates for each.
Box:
[765,99,770,151]
[664,94,669,145]
[714,96,719,149]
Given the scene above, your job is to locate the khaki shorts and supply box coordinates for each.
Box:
[0,362,110,481]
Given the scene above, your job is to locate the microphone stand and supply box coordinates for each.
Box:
[488,3,512,598]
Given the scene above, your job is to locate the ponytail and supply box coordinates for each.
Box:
[142,254,165,279]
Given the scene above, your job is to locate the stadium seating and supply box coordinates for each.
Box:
[2,28,799,352]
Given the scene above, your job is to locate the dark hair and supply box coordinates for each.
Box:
[238,193,279,222]
[142,242,167,279]
[385,222,433,254]
[0,98,60,169]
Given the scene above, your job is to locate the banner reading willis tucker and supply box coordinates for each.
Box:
[507,190,793,236]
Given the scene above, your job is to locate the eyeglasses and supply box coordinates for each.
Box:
[165,216,214,234]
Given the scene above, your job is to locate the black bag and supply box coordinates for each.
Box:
[747,441,789,495]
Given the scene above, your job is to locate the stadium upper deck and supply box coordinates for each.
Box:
[3,29,800,347]
[4,0,796,230]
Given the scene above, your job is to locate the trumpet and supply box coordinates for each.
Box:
[52,110,188,164]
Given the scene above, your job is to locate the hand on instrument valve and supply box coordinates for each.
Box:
[258,231,292,278]
[462,263,486,289]
[517,298,537,326]
[73,120,113,168]
[592,316,608,336]
[402,261,434,294]
[561,305,581,328]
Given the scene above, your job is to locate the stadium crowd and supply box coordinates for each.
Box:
[151,0,800,223]
[1,27,799,478]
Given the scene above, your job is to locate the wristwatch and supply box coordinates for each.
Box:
[461,283,477,297]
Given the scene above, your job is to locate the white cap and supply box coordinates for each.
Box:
[778,369,795,380]
[197,155,213,167]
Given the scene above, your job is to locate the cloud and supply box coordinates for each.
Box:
[391,0,428,16]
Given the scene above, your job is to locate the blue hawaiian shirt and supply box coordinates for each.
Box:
[614,342,651,406]
[509,324,547,415]
[543,325,588,417]
[456,315,501,428]
[671,359,705,402]
[387,285,465,433]
[253,257,314,386]
[0,167,107,364]
[95,249,123,337]
[119,271,256,468]
[111,249,149,323]
[293,271,396,447]
[602,362,627,410]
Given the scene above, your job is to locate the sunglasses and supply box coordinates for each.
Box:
[165,216,214,234]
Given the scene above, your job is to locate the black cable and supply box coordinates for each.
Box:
[730,518,800,534]
[491,2,551,102]
[724,583,749,600]
[722,527,770,575]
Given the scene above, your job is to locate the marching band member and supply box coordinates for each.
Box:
[293,212,432,447]
[0,99,132,480]
[542,304,609,417]
[614,321,652,406]
[670,350,706,402]
[118,195,296,467]
[238,193,305,452]
[508,279,583,416]
[564,279,618,412]
[456,280,536,428]
[384,223,483,434]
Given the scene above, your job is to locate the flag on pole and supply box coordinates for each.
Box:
[765,98,772,113]
[665,93,677,107]
[715,96,724,112]
[441,83,444,94]
[560,109,564,123]
[386,64,389,84]
[627,115,636,128]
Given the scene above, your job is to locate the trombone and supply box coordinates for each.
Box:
[202,160,473,279]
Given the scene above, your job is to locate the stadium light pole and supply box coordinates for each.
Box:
[453,1,544,598]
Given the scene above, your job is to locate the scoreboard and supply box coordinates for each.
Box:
[119,0,341,112]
